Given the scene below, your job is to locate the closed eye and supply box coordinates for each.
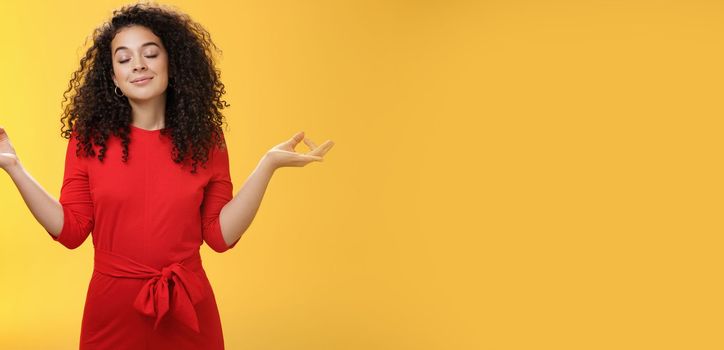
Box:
[119,55,158,64]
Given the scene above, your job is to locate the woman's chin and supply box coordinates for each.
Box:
[126,91,166,103]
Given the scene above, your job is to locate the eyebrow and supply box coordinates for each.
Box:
[114,42,161,55]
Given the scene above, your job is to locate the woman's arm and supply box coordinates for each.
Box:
[4,163,65,237]
[218,156,276,246]
[217,131,333,246]
[1,126,64,237]
[2,127,93,248]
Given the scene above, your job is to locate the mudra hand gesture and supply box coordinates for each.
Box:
[263,131,334,170]
[0,126,20,170]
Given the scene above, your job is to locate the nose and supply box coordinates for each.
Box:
[133,60,147,72]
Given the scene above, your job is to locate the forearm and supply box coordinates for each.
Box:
[4,163,64,237]
[218,155,276,246]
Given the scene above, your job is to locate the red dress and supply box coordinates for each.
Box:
[47,124,239,349]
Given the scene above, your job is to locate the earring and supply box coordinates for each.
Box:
[114,85,124,97]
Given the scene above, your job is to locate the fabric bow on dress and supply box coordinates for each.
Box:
[94,249,208,332]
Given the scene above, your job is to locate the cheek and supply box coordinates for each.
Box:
[152,57,169,77]
[112,65,128,81]
[154,67,168,78]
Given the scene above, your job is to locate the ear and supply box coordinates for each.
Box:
[110,70,117,86]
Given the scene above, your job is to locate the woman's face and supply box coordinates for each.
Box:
[110,25,169,102]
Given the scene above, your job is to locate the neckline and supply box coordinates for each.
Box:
[130,124,166,133]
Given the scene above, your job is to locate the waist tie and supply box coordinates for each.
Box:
[93,249,207,333]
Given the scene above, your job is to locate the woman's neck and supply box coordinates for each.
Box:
[129,94,167,130]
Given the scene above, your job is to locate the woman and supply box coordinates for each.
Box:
[0,3,334,349]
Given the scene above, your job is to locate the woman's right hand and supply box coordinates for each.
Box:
[0,126,20,170]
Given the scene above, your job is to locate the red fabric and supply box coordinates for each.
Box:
[94,249,206,332]
[48,125,239,349]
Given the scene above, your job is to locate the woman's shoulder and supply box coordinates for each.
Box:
[210,128,228,153]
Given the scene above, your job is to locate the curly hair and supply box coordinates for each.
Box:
[59,2,230,174]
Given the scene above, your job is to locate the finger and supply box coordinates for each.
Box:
[309,140,334,157]
[320,140,334,153]
[276,150,322,162]
[283,131,305,150]
[303,137,318,150]
[289,131,304,144]
[299,154,323,162]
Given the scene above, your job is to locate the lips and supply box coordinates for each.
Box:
[131,76,153,83]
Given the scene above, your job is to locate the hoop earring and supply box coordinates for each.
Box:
[114,86,124,97]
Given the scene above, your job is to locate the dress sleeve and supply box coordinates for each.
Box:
[47,132,94,249]
[201,131,239,253]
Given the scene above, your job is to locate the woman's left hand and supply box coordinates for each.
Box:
[262,131,334,170]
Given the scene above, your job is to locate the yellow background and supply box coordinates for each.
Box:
[1,0,722,349]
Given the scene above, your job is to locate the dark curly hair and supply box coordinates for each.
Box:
[59,2,230,174]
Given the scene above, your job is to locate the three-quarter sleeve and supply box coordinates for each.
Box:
[47,132,94,249]
[201,131,239,253]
